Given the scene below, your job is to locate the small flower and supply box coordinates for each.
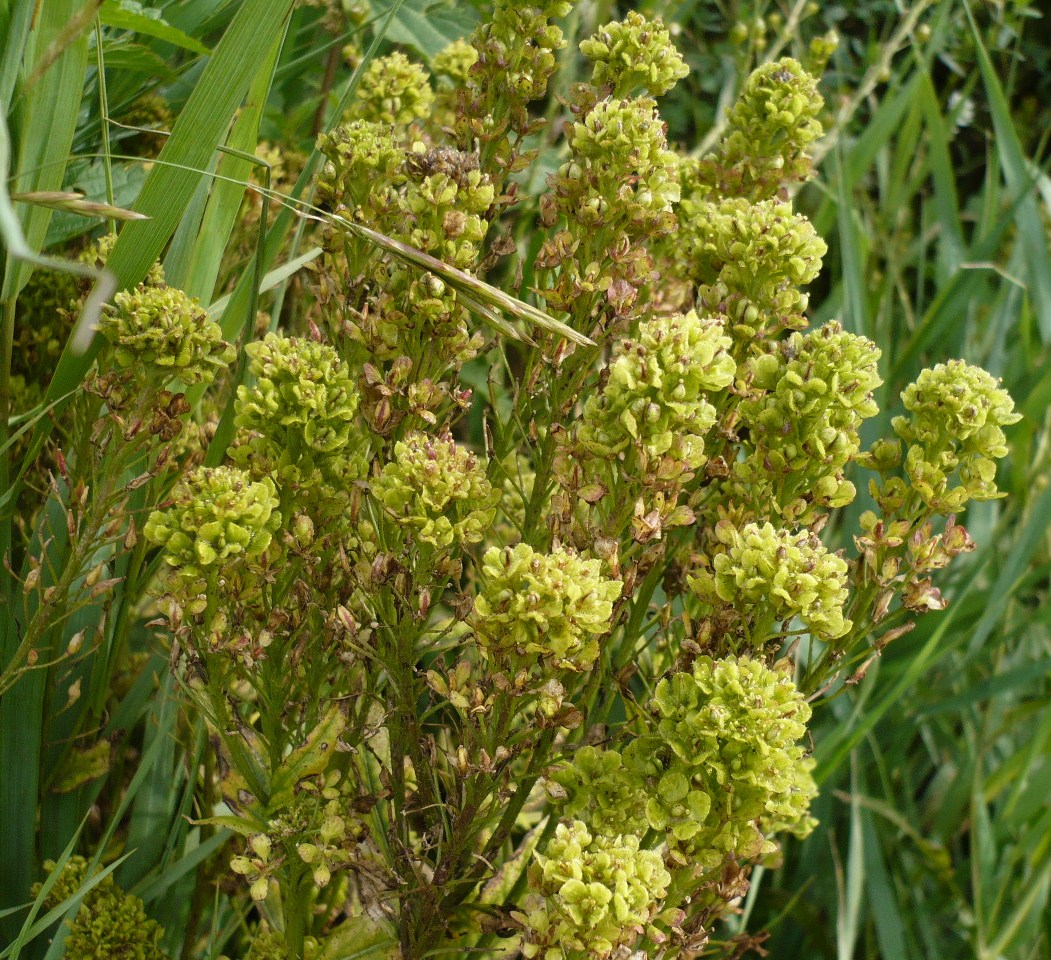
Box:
[351,51,434,126]
[371,431,497,549]
[690,521,852,644]
[518,820,670,960]
[98,284,235,384]
[474,543,622,670]
[144,466,281,608]
[232,333,366,484]
[578,310,735,478]
[580,11,689,98]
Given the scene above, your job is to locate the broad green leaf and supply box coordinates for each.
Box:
[372,0,478,61]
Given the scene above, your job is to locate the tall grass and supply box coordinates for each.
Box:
[0,0,1048,957]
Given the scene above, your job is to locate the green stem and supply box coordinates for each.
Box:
[93,17,116,233]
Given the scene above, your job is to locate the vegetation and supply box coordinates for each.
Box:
[0,1,1048,959]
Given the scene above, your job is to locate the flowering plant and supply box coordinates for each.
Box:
[14,5,1020,959]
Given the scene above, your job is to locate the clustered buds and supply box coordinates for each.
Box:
[699,57,824,200]
[232,333,366,485]
[737,321,882,517]
[518,820,670,960]
[37,857,168,960]
[579,11,689,99]
[549,745,649,837]
[460,0,572,146]
[352,51,434,126]
[685,197,827,340]
[316,120,403,212]
[431,38,478,85]
[551,97,679,235]
[892,360,1021,510]
[578,310,735,478]
[643,656,816,865]
[691,521,852,644]
[473,543,622,670]
[144,466,280,608]
[370,431,496,549]
[402,148,495,269]
[98,284,235,384]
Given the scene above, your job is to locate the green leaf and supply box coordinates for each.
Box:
[371,0,477,61]
[99,0,211,55]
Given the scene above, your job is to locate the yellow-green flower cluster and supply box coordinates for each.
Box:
[316,119,403,212]
[232,333,366,485]
[371,432,496,549]
[38,857,168,960]
[550,745,648,837]
[351,51,434,126]
[551,97,679,235]
[402,148,495,269]
[642,656,816,865]
[98,285,235,384]
[144,466,281,608]
[684,197,826,339]
[578,311,735,477]
[579,11,689,99]
[690,521,851,644]
[518,820,670,960]
[737,322,882,514]
[891,360,1021,510]
[700,57,824,201]
[460,0,572,145]
[431,38,478,84]
[473,543,621,670]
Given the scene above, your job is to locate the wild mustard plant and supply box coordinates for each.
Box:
[128,5,1020,958]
